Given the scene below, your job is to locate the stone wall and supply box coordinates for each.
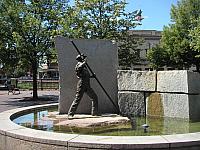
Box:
[118,70,156,91]
[55,37,118,114]
[118,91,145,116]
[157,70,200,94]
[118,70,200,121]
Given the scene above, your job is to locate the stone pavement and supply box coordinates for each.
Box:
[0,90,59,113]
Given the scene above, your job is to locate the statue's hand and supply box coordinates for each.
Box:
[81,53,87,59]
[91,73,96,78]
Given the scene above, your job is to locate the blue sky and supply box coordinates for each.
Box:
[69,0,178,31]
[126,0,178,31]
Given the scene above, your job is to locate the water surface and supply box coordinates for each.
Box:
[13,107,200,136]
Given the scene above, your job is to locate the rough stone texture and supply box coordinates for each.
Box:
[68,135,169,149]
[170,147,200,150]
[188,71,200,94]
[162,93,190,119]
[146,93,189,119]
[118,91,145,117]
[157,70,188,93]
[5,128,74,147]
[55,37,118,114]
[0,134,5,150]
[157,70,200,94]
[118,70,200,94]
[43,114,129,127]
[5,136,67,150]
[188,94,200,121]
[118,70,200,120]
[147,92,164,117]
[68,148,104,150]
[117,70,156,92]
[163,117,189,134]
[164,134,200,149]
[146,93,200,121]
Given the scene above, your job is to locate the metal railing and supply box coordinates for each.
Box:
[18,79,59,90]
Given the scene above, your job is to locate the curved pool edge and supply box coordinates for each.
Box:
[0,103,200,150]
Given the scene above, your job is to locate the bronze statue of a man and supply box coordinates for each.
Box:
[68,54,98,117]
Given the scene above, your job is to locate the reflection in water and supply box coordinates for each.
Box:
[14,110,54,131]
[13,107,200,136]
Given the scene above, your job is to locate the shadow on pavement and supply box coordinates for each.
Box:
[2,95,58,108]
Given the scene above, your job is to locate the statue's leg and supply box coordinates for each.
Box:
[86,87,98,116]
[68,84,85,116]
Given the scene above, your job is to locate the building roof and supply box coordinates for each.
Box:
[128,30,162,40]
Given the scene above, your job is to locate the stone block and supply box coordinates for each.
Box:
[117,70,156,91]
[188,71,200,94]
[162,93,189,119]
[0,134,5,150]
[55,37,118,114]
[69,135,169,149]
[164,134,200,149]
[146,92,164,117]
[147,92,200,121]
[5,136,67,150]
[188,94,200,121]
[147,93,189,118]
[118,91,145,116]
[157,70,200,94]
[5,127,75,147]
[163,117,189,134]
[68,135,112,149]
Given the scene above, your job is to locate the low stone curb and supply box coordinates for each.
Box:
[0,103,200,150]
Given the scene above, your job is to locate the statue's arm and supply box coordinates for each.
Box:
[90,73,96,78]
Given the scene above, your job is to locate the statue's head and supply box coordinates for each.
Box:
[76,54,86,62]
[76,55,83,62]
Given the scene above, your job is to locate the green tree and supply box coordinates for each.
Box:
[0,1,20,76]
[70,0,143,68]
[0,0,70,99]
[147,45,169,70]
[160,0,200,71]
[0,0,142,99]
[189,18,200,63]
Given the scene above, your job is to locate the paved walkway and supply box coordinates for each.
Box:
[0,90,59,112]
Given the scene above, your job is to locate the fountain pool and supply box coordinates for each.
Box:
[1,103,200,150]
[12,105,200,136]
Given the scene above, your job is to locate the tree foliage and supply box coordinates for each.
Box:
[147,45,169,70]
[70,0,143,68]
[0,1,20,75]
[148,0,200,71]
[189,16,200,58]
[0,0,70,99]
[0,0,142,99]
